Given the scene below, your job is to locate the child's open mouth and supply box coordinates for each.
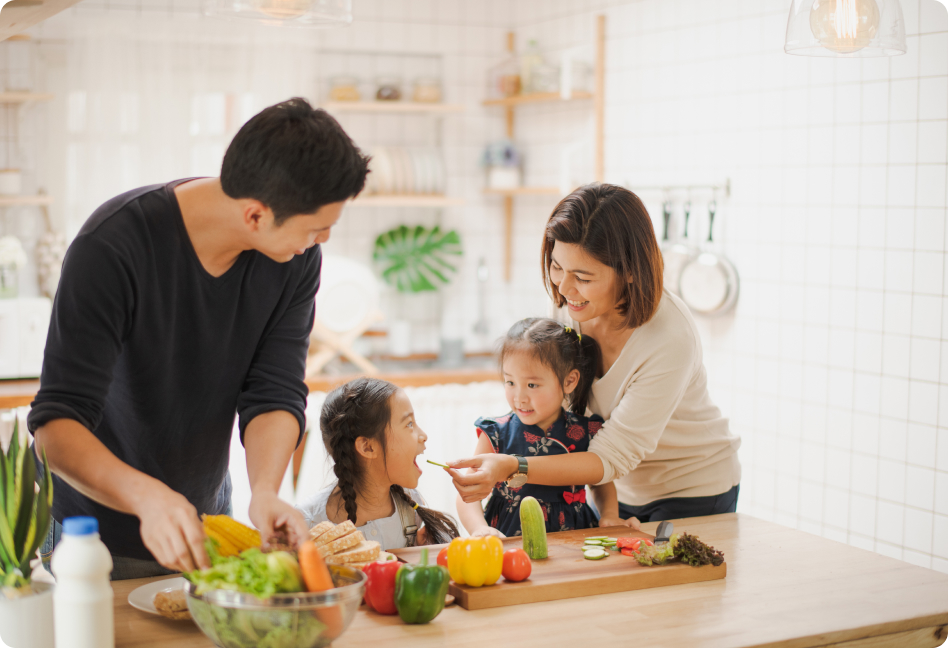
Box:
[413,456,422,475]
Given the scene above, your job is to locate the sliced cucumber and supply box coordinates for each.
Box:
[583,548,607,560]
[605,537,618,542]
[586,536,608,540]
[584,539,602,545]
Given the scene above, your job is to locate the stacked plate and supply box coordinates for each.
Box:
[364,147,446,195]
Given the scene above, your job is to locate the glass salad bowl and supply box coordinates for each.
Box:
[185,565,367,648]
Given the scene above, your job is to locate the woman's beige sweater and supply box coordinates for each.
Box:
[580,291,741,506]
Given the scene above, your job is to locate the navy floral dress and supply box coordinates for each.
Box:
[478,409,604,536]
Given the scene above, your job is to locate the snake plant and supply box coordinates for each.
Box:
[0,419,53,598]
[373,225,462,293]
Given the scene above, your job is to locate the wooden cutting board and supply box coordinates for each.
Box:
[390,525,726,610]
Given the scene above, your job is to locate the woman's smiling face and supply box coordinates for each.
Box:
[549,241,624,324]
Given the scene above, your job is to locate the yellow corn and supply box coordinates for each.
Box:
[202,514,262,556]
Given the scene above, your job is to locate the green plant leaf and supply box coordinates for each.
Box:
[0,501,16,568]
[12,438,35,555]
[373,225,462,293]
[6,421,19,524]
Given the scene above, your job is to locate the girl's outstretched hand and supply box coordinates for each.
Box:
[471,526,507,539]
[447,454,519,503]
[598,515,641,530]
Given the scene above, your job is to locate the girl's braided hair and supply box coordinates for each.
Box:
[319,377,459,545]
[499,317,602,415]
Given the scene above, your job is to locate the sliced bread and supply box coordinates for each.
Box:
[313,520,356,549]
[308,520,335,543]
[317,529,365,558]
[324,540,381,565]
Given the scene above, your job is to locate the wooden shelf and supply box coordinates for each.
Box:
[350,194,463,207]
[0,195,52,206]
[487,19,605,283]
[324,102,464,114]
[484,187,561,197]
[0,93,54,104]
[482,91,594,108]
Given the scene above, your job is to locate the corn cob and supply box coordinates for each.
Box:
[202,514,262,556]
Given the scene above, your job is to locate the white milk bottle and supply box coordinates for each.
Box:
[51,516,115,648]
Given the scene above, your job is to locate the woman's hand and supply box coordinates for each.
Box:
[471,526,507,539]
[598,515,641,530]
[447,454,519,503]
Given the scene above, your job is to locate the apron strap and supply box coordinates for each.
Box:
[394,493,419,547]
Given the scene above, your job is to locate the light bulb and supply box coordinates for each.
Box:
[809,0,881,54]
[253,0,310,19]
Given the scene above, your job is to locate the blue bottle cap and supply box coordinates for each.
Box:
[62,516,98,536]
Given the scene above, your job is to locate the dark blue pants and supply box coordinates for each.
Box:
[618,484,740,523]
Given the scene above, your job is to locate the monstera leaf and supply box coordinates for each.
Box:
[373,225,462,293]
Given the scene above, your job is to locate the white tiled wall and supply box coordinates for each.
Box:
[18,0,948,571]
[510,0,948,571]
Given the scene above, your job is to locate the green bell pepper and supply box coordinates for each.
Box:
[393,548,450,624]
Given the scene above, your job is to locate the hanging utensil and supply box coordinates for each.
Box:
[661,199,698,297]
[678,200,740,316]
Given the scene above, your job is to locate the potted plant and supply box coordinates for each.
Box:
[373,224,462,358]
[0,235,28,299]
[0,418,55,648]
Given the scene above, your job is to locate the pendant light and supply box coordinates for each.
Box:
[785,0,906,57]
[203,0,352,27]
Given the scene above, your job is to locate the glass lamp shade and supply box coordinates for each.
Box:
[203,0,351,27]
[785,0,906,57]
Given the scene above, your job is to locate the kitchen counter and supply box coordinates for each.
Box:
[111,514,948,648]
[0,367,499,410]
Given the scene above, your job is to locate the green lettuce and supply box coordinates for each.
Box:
[183,541,303,599]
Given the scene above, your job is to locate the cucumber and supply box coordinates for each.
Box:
[583,548,606,560]
[584,539,602,545]
[586,536,607,540]
[519,496,548,559]
[605,538,617,542]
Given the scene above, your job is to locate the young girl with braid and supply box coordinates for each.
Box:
[455,318,634,537]
[296,377,459,549]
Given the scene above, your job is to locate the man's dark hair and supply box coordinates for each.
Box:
[221,97,370,225]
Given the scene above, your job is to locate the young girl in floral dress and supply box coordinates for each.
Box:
[455,318,627,537]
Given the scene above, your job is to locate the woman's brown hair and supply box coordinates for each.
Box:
[319,377,459,545]
[542,183,664,329]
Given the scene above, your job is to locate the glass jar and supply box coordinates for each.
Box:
[329,75,361,102]
[375,76,403,102]
[411,77,442,103]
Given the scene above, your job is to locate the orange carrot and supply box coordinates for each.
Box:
[298,540,343,637]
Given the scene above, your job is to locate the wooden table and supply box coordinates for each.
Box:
[111,514,948,648]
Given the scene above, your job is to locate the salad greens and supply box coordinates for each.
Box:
[189,598,327,648]
[184,541,303,599]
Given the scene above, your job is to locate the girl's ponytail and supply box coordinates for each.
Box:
[568,329,602,416]
[390,486,460,545]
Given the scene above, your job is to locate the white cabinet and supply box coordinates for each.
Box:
[0,297,50,379]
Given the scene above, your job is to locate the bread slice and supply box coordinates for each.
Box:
[317,529,365,558]
[324,540,381,565]
[348,552,398,570]
[313,520,356,549]
[153,588,190,621]
[308,520,335,542]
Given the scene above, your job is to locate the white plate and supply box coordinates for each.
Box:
[127,576,187,616]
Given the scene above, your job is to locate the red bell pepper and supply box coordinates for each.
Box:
[363,560,401,615]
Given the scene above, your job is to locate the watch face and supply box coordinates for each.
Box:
[507,474,528,489]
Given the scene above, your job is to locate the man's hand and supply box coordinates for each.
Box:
[135,487,209,572]
[249,490,309,548]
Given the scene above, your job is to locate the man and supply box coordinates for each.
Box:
[30,97,369,579]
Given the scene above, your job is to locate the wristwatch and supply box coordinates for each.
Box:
[505,455,529,489]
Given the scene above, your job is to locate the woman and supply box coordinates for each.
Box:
[449,183,741,525]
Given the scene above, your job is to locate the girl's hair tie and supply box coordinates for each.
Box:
[412,503,419,510]
[564,324,581,341]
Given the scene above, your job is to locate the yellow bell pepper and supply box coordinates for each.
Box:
[446,536,504,587]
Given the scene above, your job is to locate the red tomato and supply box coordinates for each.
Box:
[501,548,532,582]
[437,547,449,568]
[616,537,635,549]
[640,538,654,547]
[620,547,635,557]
